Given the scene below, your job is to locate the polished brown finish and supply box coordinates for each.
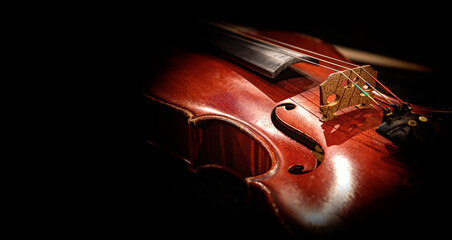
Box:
[140,25,448,237]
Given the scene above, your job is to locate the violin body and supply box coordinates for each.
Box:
[139,24,449,237]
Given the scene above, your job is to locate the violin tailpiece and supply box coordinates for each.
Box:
[319,65,377,121]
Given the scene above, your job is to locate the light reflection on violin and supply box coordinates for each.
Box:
[298,155,354,227]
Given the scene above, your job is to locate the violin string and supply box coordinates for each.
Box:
[296,53,385,110]
[245,30,405,104]
[254,33,359,67]
[215,23,396,108]
[215,22,358,69]
[225,30,389,109]
[260,35,395,105]
[349,69,394,105]
[340,72,385,110]
[360,68,404,104]
[257,32,392,104]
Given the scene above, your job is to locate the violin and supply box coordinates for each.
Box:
[137,19,451,238]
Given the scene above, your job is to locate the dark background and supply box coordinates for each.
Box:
[111,3,452,239]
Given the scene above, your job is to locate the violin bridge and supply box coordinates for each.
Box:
[319,65,377,121]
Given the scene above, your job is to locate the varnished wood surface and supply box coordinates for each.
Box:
[138,25,451,238]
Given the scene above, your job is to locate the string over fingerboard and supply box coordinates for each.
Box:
[319,65,377,121]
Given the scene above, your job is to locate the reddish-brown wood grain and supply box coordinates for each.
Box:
[140,28,443,237]
[269,92,413,234]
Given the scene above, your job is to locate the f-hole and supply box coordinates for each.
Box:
[271,103,324,174]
